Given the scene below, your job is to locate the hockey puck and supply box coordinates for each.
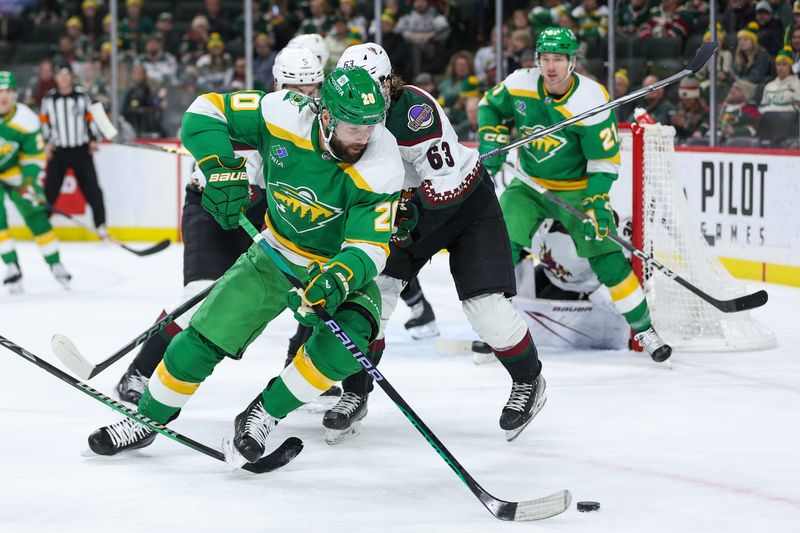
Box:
[577,501,600,512]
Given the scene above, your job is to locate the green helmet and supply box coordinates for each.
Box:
[536,27,579,57]
[0,71,17,91]
[320,66,386,128]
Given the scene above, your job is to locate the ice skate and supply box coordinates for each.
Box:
[96,224,109,240]
[500,375,547,442]
[322,392,368,445]
[115,364,149,405]
[404,298,439,339]
[88,417,156,456]
[471,340,497,365]
[634,326,672,362]
[222,394,278,467]
[3,262,22,294]
[50,262,72,288]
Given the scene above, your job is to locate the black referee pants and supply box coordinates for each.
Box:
[45,145,106,227]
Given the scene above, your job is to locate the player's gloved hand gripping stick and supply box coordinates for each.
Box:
[238,214,572,522]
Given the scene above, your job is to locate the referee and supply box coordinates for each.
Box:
[40,62,107,236]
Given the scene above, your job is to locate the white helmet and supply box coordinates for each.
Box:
[273,46,324,90]
[337,43,392,104]
[287,33,329,69]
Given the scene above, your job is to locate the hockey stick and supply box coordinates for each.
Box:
[0,334,302,474]
[502,161,768,313]
[49,205,171,257]
[51,281,218,379]
[481,41,718,161]
[238,214,571,521]
[89,102,192,156]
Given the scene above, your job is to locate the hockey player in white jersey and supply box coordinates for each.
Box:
[322,43,546,444]
[113,47,326,405]
[287,33,330,71]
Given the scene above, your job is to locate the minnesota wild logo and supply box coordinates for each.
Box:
[519,125,567,163]
[0,139,20,167]
[270,182,343,233]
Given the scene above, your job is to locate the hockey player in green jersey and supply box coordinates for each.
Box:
[478,28,671,362]
[88,67,405,465]
[319,44,546,444]
[0,71,71,293]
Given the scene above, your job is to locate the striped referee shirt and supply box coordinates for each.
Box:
[39,86,100,148]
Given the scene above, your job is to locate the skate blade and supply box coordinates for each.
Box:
[473,351,497,365]
[325,420,362,445]
[505,396,548,442]
[298,396,338,414]
[408,323,440,340]
[5,282,23,294]
[221,435,248,470]
[81,448,98,457]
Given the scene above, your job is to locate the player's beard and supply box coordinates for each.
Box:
[329,135,367,164]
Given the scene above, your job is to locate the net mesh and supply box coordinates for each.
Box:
[638,125,775,351]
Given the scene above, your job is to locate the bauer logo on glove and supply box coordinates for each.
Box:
[208,171,248,182]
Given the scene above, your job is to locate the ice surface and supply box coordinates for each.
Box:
[1,242,798,532]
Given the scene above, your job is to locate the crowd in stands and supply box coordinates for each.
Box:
[1,0,799,146]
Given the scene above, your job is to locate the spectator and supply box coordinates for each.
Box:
[299,0,334,36]
[413,72,438,99]
[482,58,498,87]
[438,50,475,110]
[638,0,693,44]
[155,13,181,57]
[253,33,276,90]
[508,8,533,38]
[615,68,636,119]
[325,17,351,65]
[40,63,107,235]
[759,47,800,112]
[123,63,162,137]
[53,36,81,72]
[571,0,609,42]
[23,59,56,110]
[338,0,367,41]
[719,78,760,140]
[454,96,480,142]
[723,0,757,37]
[369,9,411,81]
[196,33,233,93]
[772,0,794,29]
[227,57,248,92]
[520,48,537,68]
[506,28,533,73]
[529,0,567,39]
[120,0,154,54]
[79,0,104,45]
[181,15,211,65]
[789,27,800,75]
[695,25,735,90]
[66,16,92,60]
[671,77,710,141]
[234,0,271,40]
[754,0,784,55]
[162,66,205,136]
[79,61,109,107]
[617,0,651,36]
[474,25,507,84]
[395,0,452,45]
[139,34,178,88]
[733,23,773,85]
[786,2,800,47]
[628,74,676,123]
[204,0,234,41]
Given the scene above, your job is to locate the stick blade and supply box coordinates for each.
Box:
[241,437,304,474]
[732,289,769,312]
[688,42,719,72]
[51,334,95,379]
[511,490,572,521]
[121,239,171,257]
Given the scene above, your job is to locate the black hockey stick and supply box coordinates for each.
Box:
[502,162,767,313]
[238,215,571,521]
[49,205,171,257]
[0,334,302,474]
[481,41,719,161]
[51,281,218,379]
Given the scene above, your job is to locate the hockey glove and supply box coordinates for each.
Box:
[478,125,510,174]
[285,261,351,327]
[390,191,418,248]
[580,175,617,240]
[199,155,249,230]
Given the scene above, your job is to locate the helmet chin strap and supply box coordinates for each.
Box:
[318,111,343,161]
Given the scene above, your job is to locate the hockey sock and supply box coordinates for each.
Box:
[401,278,423,307]
[263,345,336,418]
[138,327,225,423]
[33,230,60,265]
[0,229,17,264]
[590,253,652,332]
[342,338,385,394]
[25,208,60,265]
[132,310,184,377]
[493,332,541,383]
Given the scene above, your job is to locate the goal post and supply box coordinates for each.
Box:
[625,123,775,351]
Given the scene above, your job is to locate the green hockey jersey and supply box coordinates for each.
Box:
[0,103,47,188]
[181,90,404,290]
[478,69,621,192]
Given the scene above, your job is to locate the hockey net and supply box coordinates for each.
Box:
[627,124,775,351]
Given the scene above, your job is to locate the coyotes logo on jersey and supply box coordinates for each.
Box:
[270,182,343,233]
[519,125,567,163]
[539,243,573,283]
